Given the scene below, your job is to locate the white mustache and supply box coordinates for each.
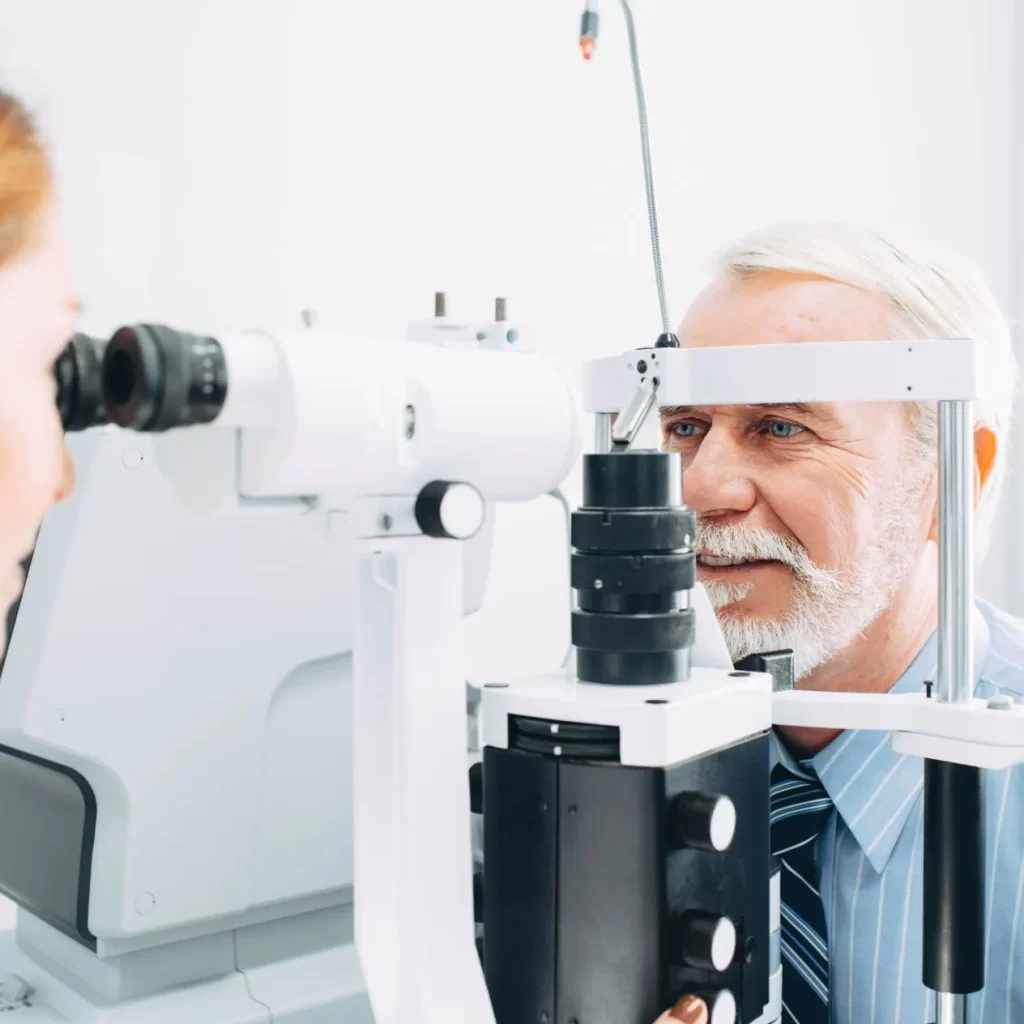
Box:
[696,522,812,576]
[696,522,849,601]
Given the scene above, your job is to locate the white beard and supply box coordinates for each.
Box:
[698,463,932,681]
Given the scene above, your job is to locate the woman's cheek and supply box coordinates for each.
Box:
[0,374,65,539]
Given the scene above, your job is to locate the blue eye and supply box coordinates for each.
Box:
[766,420,804,438]
[670,422,699,437]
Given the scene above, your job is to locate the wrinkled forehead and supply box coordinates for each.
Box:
[666,274,908,428]
[678,271,897,350]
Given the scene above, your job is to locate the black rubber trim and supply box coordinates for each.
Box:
[510,716,621,762]
[733,650,795,692]
[571,551,696,593]
[0,743,97,949]
[572,608,696,653]
[582,451,682,510]
[575,648,690,686]
[572,508,696,554]
[576,592,681,615]
[55,334,108,431]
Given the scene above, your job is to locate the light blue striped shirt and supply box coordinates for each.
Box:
[773,599,1024,1024]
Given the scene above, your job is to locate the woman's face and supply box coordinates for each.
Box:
[0,202,79,645]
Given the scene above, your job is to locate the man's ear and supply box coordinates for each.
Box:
[927,425,997,543]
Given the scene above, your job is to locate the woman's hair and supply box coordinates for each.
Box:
[0,91,51,268]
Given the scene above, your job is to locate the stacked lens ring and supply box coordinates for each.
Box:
[571,451,696,686]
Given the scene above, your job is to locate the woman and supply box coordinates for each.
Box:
[0,90,78,655]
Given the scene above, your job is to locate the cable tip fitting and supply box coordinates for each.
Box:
[580,8,599,61]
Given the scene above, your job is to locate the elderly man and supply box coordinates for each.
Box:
[658,224,1023,1024]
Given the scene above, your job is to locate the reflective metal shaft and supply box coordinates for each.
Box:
[610,378,657,447]
[937,400,973,705]
[932,401,976,1024]
[935,991,967,1024]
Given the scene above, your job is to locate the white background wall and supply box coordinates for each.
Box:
[0,0,1018,930]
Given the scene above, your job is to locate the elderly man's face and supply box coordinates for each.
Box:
[661,271,937,679]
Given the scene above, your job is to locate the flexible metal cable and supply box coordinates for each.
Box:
[620,0,671,335]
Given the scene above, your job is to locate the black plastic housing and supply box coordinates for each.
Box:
[482,730,770,1024]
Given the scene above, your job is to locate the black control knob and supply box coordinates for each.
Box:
[469,761,483,815]
[670,792,736,852]
[676,912,737,973]
[415,481,485,540]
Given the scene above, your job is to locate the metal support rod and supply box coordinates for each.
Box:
[937,400,974,704]
[594,413,613,454]
[611,379,657,448]
[927,400,982,1024]
[935,991,967,1024]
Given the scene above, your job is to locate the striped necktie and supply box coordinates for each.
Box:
[771,762,834,1024]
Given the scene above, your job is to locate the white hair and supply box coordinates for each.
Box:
[716,222,1017,540]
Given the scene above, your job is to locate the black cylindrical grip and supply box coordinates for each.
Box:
[573,608,695,654]
[583,451,682,510]
[571,551,696,594]
[923,759,985,994]
[572,509,696,554]
[575,649,689,686]
[577,592,680,615]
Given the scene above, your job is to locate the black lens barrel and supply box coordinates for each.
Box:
[54,334,110,431]
[571,451,696,686]
[101,324,228,432]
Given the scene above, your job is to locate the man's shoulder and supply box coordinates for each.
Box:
[977,599,1024,697]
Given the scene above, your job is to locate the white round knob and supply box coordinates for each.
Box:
[438,483,485,539]
[708,988,737,1024]
[679,913,737,972]
[672,792,736,853]
[415,481,485,540]
[709,917,738,972]
[709,795,737,852]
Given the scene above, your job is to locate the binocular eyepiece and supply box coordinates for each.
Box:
[55,325,229,433]
[54,334,109,431]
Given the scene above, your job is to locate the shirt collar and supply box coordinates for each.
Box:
[772,604,991,874]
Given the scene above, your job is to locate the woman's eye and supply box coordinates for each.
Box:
[766,420,804,438]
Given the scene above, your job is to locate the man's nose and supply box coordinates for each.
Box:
[681,432,757,518]
[54,441,76,503]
